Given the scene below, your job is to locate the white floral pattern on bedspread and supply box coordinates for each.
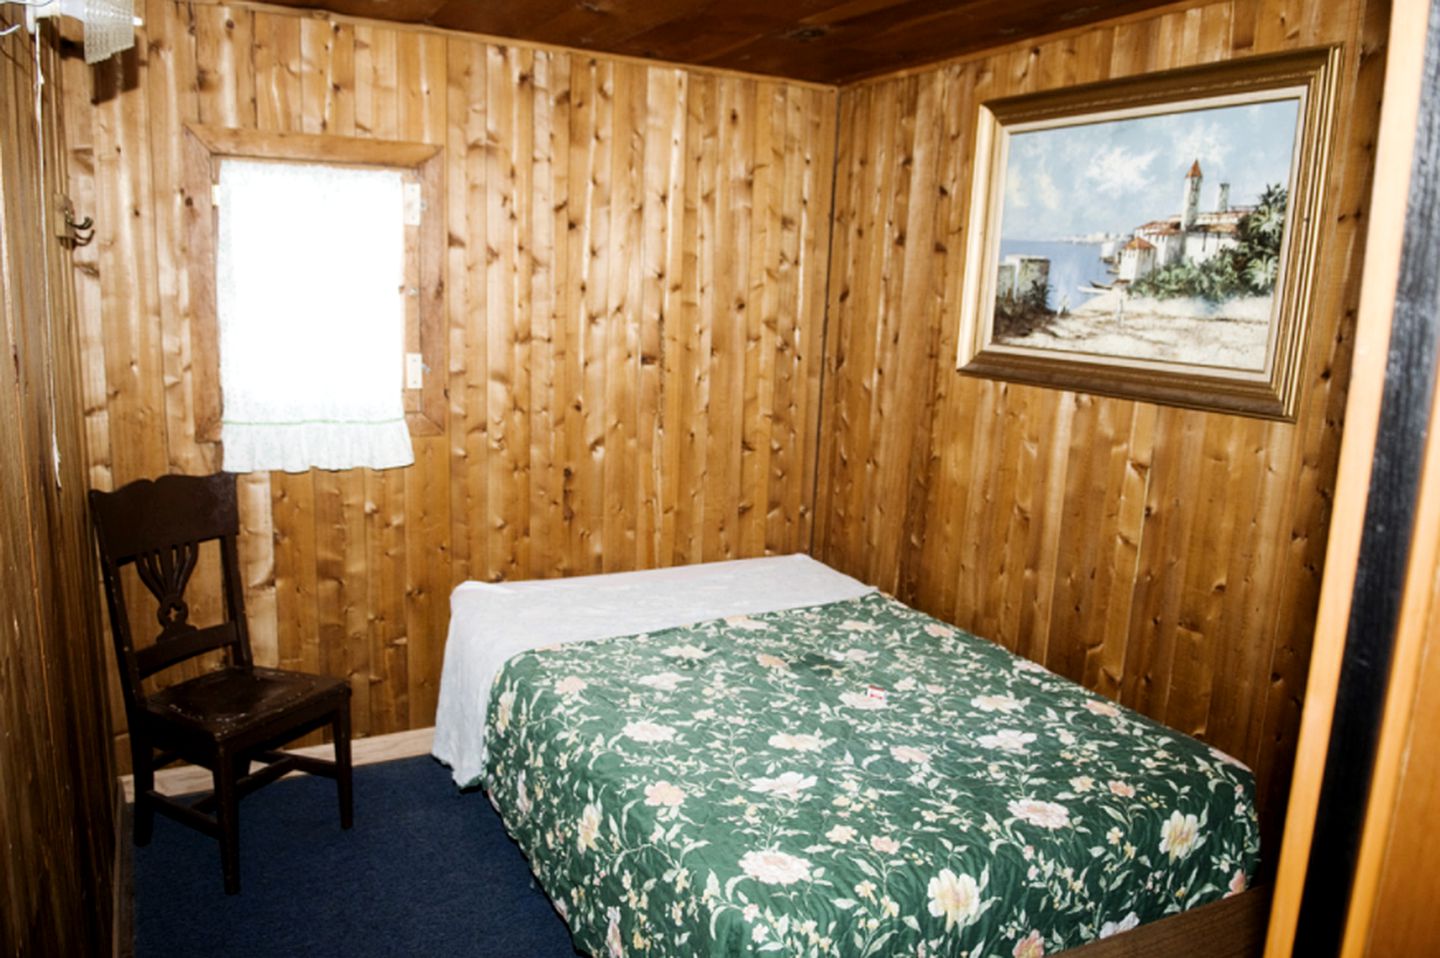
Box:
[485,592,1260,957]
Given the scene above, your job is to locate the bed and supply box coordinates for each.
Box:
[433,555,1260,956]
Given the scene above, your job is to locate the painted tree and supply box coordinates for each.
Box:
[1234,183,1288,294]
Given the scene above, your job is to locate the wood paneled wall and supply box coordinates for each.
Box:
[815,0,1387,845]
[65,0,1384,859]
[65,0,837,768]
[0,18,116,956]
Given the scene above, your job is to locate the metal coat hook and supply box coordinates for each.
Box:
[55,196,94,248]
[65,209,94,246]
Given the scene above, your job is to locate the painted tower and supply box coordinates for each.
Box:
[1181,159,1203,231]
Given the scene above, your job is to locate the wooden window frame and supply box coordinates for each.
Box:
[183,124,446,442]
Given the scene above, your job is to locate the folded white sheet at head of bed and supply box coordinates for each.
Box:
[431,554,875,787]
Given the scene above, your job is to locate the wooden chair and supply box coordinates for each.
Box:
[90,473,352,894]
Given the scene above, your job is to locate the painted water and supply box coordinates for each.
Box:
[994,237,1271,369]
[998,239,1113,312]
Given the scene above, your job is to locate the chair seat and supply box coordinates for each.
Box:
[145,666,347,738]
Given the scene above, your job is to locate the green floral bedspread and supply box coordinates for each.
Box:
[484,592,1259,957]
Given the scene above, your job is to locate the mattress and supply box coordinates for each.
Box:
[432,554,875,786]
[475,575,1261,956]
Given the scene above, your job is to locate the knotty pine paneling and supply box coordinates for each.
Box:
[816,0,1387,849]
[251,0,1182,86]
[0,17,116,956]
[67,0,837,770]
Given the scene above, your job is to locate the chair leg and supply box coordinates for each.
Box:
[334,706,353,830]
[214,752,241,895]
[131,741,155,847]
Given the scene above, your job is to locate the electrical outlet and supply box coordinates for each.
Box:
[405,352,424,389]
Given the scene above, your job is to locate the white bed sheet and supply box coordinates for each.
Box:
[431,554,874,786]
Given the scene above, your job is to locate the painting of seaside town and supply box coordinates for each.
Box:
[991,97,1301,371]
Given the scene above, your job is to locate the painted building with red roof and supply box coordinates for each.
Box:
[1125,161,1250,282]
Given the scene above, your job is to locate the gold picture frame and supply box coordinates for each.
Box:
[956,48,1341,420]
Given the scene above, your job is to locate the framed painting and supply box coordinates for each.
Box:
[956,48,1341,420]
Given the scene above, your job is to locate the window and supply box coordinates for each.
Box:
[216,159,411,472]
[183,125,446,472]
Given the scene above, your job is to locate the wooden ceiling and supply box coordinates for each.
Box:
[258,0,1178,85]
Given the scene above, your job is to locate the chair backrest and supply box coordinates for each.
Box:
[89,474,252,716]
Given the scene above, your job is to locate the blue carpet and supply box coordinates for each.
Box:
[135,756,580,957]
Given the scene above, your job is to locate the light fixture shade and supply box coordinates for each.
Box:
[82,0,134,64]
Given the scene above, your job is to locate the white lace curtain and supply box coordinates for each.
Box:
[217,158,414,473]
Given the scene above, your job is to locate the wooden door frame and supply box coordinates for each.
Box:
[1264,0,1438,952]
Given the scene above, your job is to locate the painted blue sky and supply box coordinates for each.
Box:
[998,97,1301,241]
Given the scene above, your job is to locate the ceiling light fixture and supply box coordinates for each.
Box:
[20,0,142,63]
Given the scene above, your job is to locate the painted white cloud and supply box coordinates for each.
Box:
[1170,120,1233,176]
[1084,145,1158,197]
[1032,167,1061,211]
[1009,163,1060,208]
[1005,166,1030,210]
[998,98,1299,241]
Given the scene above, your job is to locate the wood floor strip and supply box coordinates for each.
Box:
[118,726,438,802]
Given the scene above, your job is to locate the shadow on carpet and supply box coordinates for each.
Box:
[135,755,580,958]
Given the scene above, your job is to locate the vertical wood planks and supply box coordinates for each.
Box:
[484,42,522,583]
[817,0,1384,848]
[602,59,639,571]
[402,29,451,728]
[351,19,396,738]
[1,19,115,954]
[65,5,835,765]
